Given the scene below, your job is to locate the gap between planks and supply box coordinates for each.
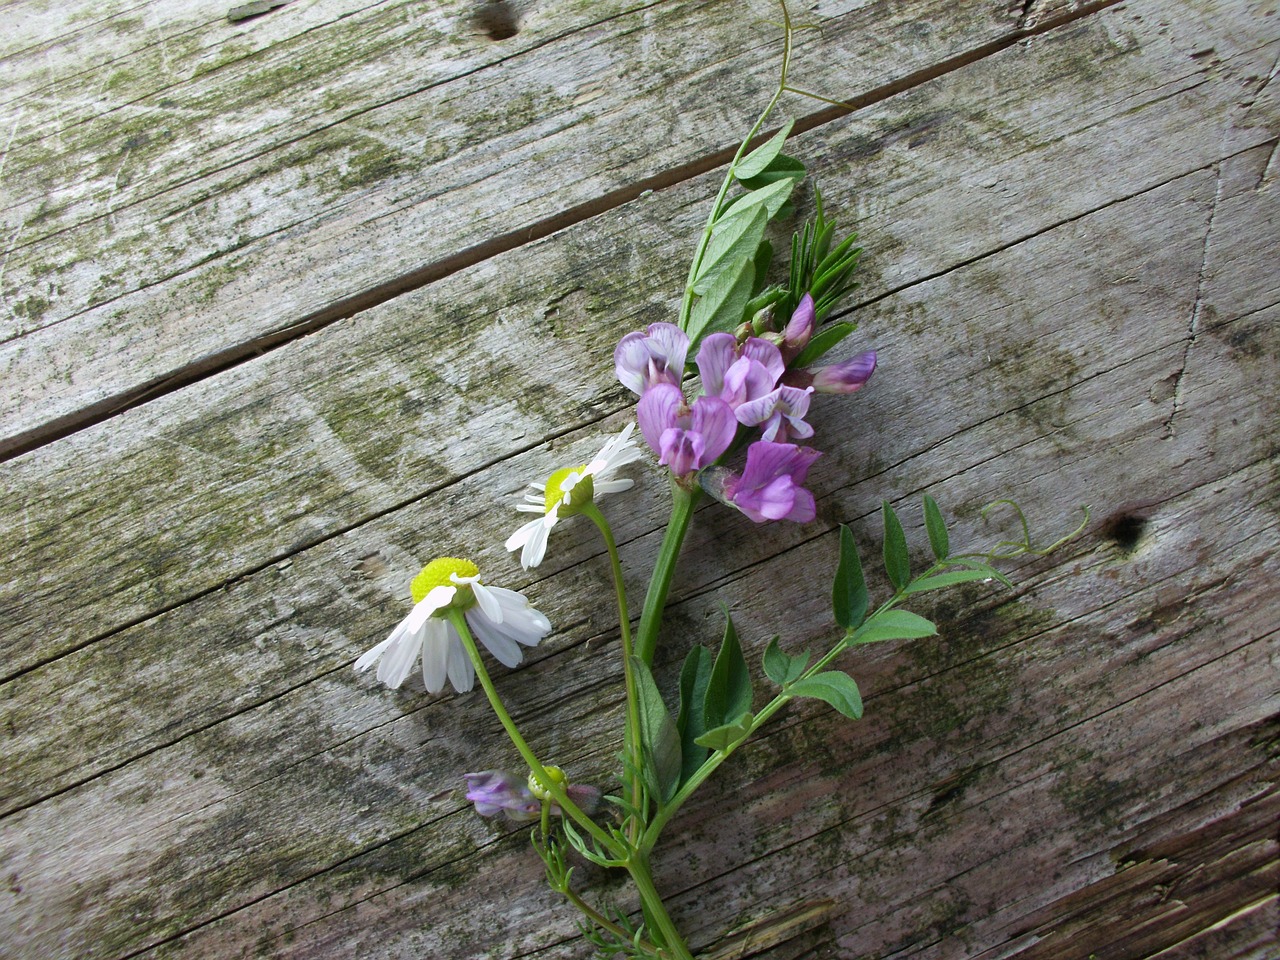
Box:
[0,0,1125,464]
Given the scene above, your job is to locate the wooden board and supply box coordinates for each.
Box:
[0,0,1110,452]
[0,0,1277,958]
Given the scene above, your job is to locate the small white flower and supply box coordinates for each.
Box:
[505,423,641,569]
[355,557,551,693]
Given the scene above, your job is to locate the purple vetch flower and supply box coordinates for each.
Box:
[463,770,602,823]
[637,383,737,476]
[717,442,822,523]
[785,349,878,394]
[463,770,542,821]
[615,323,689,395]
[779,294,815,362]
[696,333,785,410]
[734,384,815,442]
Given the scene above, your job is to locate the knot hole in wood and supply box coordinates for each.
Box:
[473,1,522,41]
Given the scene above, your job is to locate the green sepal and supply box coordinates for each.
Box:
[846,609,937,646]
[762,636,809,686]
[694,712,755,752]
[788,671,863,719]
[832,523,869,630]
[675,645,713,785]
[882,500,911,590]
[630,655,682,802]
[733,120,794,180]
[923,494,949,560]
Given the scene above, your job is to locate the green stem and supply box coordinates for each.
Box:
[447,610,624,857]
[581,502,645,841]
[628,853,695,960]
[641,569,949,850]
[635,481,701,666]
[678,4,797,329]
[562,885,665,959]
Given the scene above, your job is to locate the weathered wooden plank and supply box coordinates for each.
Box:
[3,0,1273,677]
[0,0,1110,450]
[2,107,1276,960]
[2,2,1277,958]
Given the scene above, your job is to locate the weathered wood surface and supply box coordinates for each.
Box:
[1,1,1277,959]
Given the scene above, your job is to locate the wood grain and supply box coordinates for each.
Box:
[0,0,1276,958]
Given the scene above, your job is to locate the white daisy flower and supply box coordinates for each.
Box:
[505,423,642,569]
[355,557,551,693]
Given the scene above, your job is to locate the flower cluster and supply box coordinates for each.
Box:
[615,294,875,523]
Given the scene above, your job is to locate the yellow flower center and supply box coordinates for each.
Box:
[543,464,594,516]
[527,765,567,801]
[411,557,480,609]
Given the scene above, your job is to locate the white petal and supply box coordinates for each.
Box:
[469,612,524,668]
[594,478,635,495]
[446,629,475,692]
[506,516,544,551]
[420,619,450,693]
[516,503,544,513]
[354,629,397,673]
[377,624,424,689]
[406,586,456,631]
[520,516,554,569]
[470,580,502,623]
[486,587,552,644]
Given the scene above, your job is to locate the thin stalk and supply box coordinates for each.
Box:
[447,610,624,857]
[628,853,695,960]
[635,481,701,666]
[563,886,665,959]
[581,502,645,842]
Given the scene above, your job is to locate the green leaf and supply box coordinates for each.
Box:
[847,609,937,646]
[945,558,1015,587]
[630,656,682,801]
[903,569,1002,595]
[733,120,794,180]
[789,671,863,719]
[923,494,949,560]
[675,645,713,785]
[751,239,774,296]
[704,609,753,731]
[792,321,855,369]
[718,175,798,227]
[832,523,869,630]
[737,152,805,190]
[882,500,911,591]
[686,255,754,346]
[762,636,809,686]
[693,713,754,752]
[693,205,768,295]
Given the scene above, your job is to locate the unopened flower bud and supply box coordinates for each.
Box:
[527,765,567,801]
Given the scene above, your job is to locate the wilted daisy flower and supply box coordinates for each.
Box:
[505,424,641,569]
[355,557,551,693]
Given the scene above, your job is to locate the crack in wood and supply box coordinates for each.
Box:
[1164,161,1223,439]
